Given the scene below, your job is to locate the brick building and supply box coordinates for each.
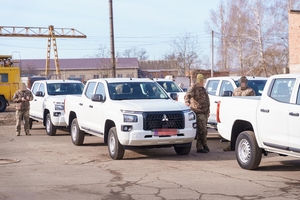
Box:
[289,10,300,73]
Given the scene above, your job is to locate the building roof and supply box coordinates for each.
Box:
[19,57,139,71]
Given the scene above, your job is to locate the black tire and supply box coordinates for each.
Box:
[29,118,33,129]
[70,118,85,146]
[174,142,192,155]
[108,127,124,160]
[235,131,262,170]
[0,96,7,112]
[45,113,57,136]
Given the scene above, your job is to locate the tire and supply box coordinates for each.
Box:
[70,118,85,146]
[0,96,7,112]
[46,113,57,136]
[235,131,262,170]
[29,118,33,129]
[174,142,192,155]
[108,127,124,160]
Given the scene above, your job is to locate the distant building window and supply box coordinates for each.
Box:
[94,75,99,79]
[117,74,123,78]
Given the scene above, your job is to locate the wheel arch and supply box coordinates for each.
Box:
[231,120,254,151]
[68,111,77,131]
[43,109,50,126]
[104,120,115,144]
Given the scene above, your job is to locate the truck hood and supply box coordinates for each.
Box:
[46,95,68,102]
[110,99,190,112]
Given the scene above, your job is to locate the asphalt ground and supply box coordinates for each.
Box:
[1,124,300,200]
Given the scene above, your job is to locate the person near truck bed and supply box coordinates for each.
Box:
[223,76,255,151]
[12,83,33,136]
[184,74,210,153]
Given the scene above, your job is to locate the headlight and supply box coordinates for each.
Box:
[123,114,138,122]
[188,112,196,121]
[54,102,64,110]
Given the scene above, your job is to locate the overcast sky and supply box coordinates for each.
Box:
[1,0,220,60]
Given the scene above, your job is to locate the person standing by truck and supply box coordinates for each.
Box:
[184,74,210,153]
[13,83,33,136]
[223,76,255,151]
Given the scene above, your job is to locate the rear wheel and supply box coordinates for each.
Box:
[46,113,57,136]
[0,96,7,112]
[108,127,124,160]
[236,131,262,170]
[70,118,85,146]
[174,142,192,155]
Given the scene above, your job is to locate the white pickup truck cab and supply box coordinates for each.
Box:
[153,78,186,103]
[204,76,267,129]
[217,74,300,170]
[64,78,197,160]
[29,80,84,136]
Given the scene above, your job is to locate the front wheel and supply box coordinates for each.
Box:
[0,96,7,112]
[174,142,192,155]
[236,131,262,170]
[46,113,57,136]
[70,118,85,146]
[108,127,124,160]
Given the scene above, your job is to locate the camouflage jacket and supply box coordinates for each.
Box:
[184,83,210,115]
[12,89,33,110]
[233,87,256,96]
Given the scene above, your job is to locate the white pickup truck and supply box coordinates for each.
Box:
[153,78,186,103]
[29,80,84,136]
[216,74,300,170]
[205,76,267,129]
[64,78,197,160]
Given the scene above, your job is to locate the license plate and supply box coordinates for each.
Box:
[152,129,178,136]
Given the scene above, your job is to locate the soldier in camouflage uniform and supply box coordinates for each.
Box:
[12,83,33,136]
[233,76,256,96]
[184,74,210,153]
[223,76,255,151]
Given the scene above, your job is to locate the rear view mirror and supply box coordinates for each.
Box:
[170,93,178,101]
[91,94,105,102]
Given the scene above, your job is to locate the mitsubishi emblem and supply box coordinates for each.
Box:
[162,114,169,121]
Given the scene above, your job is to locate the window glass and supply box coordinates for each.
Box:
[85,82,96,99]
[219,80,233,96]
[270,78,295,103]
[95,83,106,99]
[32,83,40,95]
[0,73,8,82]
[296,85,300,105]
[206,80,219,95]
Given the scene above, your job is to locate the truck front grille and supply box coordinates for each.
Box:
[143,111,184,130]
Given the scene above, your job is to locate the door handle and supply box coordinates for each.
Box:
[79,103,83,106]
[260,109,269,113]
[214,101,219,103]
[89,105,93,108]
[289,112,299,117]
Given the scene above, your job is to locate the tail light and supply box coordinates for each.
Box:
[216,101,221,123]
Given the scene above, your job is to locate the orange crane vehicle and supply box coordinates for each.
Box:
[0,25,86,112]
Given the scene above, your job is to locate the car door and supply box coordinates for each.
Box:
[30,82,45,121]
[88,82,106,135]
[78,81,96,132]
[257,78,295,149]
[205,79,220,125]
[288,80,300,151]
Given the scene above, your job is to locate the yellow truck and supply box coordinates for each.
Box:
[0,55,21,112]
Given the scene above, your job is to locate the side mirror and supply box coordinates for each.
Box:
[170,92,178,101]
[222,91,233,97]
[35,91,44,97]
[91,94,105,102]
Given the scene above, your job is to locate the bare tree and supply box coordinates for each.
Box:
[164,32,201,76]
[95,44,111,78]
[121,47,149,60]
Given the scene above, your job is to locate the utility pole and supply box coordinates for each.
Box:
[109,0,116,78]
[211,30,214,77]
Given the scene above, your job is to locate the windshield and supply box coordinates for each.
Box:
[108,82,169,100]
[47,83,84,95]
[156,81,183,93]
[234,80,267,96]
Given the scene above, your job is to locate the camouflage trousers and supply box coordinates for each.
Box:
[16,109,30,135]
[195,113,208,150]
